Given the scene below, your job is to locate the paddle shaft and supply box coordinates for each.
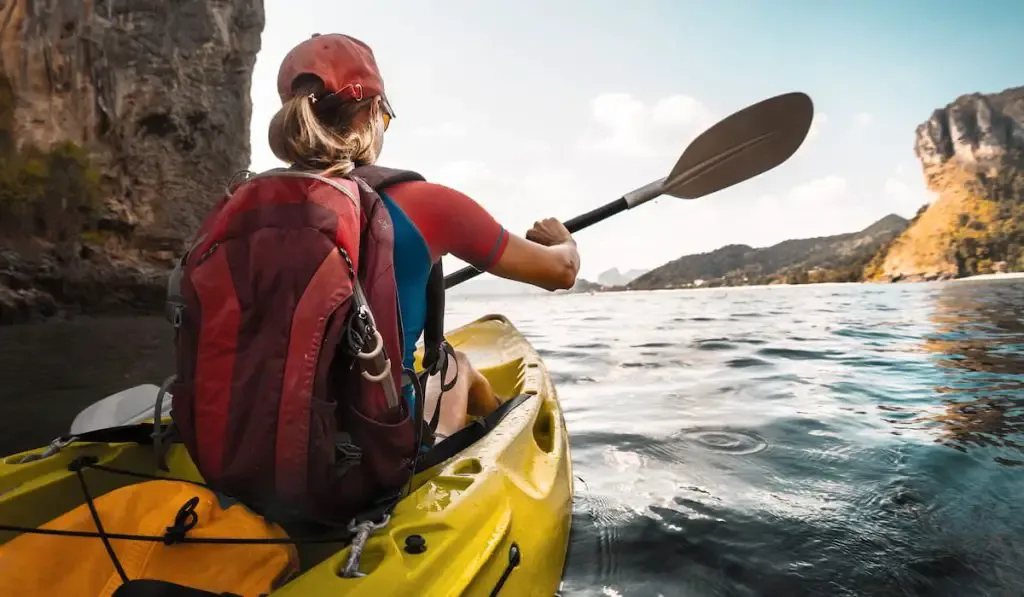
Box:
[442,178,668,289]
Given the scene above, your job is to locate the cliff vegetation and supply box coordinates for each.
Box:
[868,86,1024,281]
[0,0,265,324]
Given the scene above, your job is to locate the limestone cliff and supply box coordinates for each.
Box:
[869,86,1024,282]
[0,0,264,323]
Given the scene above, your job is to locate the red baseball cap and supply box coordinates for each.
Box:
[276,33,394,117]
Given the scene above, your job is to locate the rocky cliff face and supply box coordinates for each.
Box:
[0,0,264,323]
[870,86,1024,282]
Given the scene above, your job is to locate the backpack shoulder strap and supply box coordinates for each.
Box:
[421,261,446,372]
[350,165,448,372]
[350,165,425,189]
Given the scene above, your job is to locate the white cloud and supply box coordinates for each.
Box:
[519,167,583,200]
[413,122,469,138]
[725,175,866,245]
[883,167,937,214]
[806,112,829,141]
[492,135,554,157]
[591,93,647,131]
[585,93,651,157]
[580,92,714,158]
[884,177,910,198]
[751,175,851,219]
[853,112,873,128]
[434,160,493,189]
[790,112,829,161]
[651,95,714,128]
[724,170,939,250]
[788,175,849,204]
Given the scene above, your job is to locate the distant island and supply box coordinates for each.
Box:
[626,214,909,290]
[559,267,649,293]
[596,268,649,287]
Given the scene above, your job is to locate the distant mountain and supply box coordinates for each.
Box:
[596,267,649,287]
[628,214,910,290]
[557,277,602,294]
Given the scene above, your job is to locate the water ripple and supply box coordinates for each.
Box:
[676,428,770,456]
[4,280,1024,596]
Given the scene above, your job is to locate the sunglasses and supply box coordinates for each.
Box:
[309,91,396,131]
[380,94,395,131]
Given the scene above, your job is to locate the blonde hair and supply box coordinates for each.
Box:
[268,92,386,177]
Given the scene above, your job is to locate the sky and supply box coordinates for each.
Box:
[247,0,1024,280]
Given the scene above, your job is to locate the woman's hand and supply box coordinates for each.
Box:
[525,217,574,247]
[490,218,581,291]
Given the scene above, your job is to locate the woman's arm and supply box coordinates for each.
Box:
[488,219,580,291]
[386,181,580,291]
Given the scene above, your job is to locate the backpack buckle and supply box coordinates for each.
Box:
[333,433,363,478]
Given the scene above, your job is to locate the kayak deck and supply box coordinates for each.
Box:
[0,314,573,597]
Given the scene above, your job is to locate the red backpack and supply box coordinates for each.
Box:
[165,165,444,525]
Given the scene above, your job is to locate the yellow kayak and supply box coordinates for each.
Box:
[0,314,573,596]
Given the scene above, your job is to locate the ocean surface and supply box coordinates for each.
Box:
[2,279,1024,597]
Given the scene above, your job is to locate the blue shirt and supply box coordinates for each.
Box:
[380,192,433,411]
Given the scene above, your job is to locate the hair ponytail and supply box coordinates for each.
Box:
[268,90,384,177]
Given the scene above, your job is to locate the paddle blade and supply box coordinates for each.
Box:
[664,92,814,199]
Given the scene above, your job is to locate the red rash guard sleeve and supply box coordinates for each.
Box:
[384,180,510,269]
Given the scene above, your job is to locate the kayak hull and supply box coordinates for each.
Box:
[0,314,573,597]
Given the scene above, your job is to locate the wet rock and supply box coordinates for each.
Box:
[0,0,264,324]
[0,246,169,324]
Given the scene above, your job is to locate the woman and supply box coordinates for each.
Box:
[268,33,580,442]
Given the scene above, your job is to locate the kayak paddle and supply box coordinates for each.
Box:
[443,91,815,289]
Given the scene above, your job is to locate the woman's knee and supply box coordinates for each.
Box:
[436,350,470,389]
[452,350,473,372]
[453,350,489,386]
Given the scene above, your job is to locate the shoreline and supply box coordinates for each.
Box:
[592,272,1024,296]
[950,271,1024,283]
